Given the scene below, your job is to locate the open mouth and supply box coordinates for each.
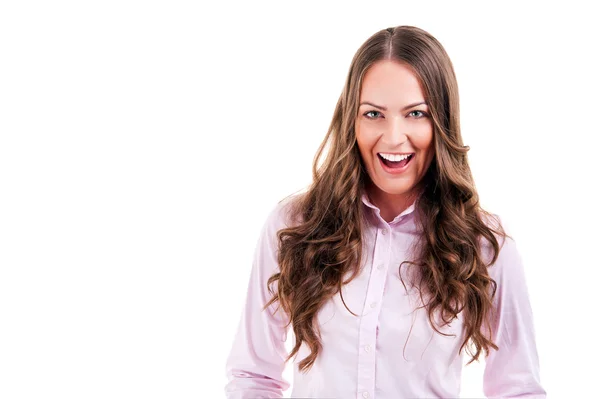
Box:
[377,153,414,169]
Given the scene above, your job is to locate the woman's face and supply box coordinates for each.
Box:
[355,59,435,204]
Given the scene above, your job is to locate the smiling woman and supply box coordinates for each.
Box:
[356,60,435,223]
[225,25,546,399]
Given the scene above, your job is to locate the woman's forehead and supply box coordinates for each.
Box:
[360,60,425,105]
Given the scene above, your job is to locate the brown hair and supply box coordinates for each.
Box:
[265,25,509,373]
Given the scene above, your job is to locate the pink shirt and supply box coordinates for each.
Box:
[225,194,546,398]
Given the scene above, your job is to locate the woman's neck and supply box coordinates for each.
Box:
[366,182,421,223]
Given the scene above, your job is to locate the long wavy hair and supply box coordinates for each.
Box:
[264,25,510,373]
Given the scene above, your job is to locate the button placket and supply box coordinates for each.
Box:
[355,225,388,399]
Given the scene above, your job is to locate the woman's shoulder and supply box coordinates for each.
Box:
[263,191,307,232]
[480,208,510,239]
[478,210,522,272]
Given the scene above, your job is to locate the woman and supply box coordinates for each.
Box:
[225,25,546,398]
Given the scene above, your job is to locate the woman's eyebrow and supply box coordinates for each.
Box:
[359,101,427,111]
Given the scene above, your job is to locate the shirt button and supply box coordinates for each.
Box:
[364,344,371,352]
[381,229,387,235]
[370,302,377,308]
[377,263,384,270]
[363,391,369,398]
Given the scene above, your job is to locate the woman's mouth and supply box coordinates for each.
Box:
[377,152,414,174]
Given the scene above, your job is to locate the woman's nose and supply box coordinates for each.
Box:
[383,115,408,145]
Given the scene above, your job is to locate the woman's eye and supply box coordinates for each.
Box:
[364,110,382,119]
[409,110,427,118]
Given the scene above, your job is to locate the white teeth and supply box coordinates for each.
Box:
[379,153,412,162]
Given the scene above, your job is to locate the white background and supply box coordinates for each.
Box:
[1,1,598,398]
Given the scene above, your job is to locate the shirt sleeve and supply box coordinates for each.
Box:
[482,233,547,398]
[224,201,292,399]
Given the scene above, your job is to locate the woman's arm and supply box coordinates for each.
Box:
[224,201,292,399]
[482,234,546,398]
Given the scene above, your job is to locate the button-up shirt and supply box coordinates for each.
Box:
[225,193,546,398]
